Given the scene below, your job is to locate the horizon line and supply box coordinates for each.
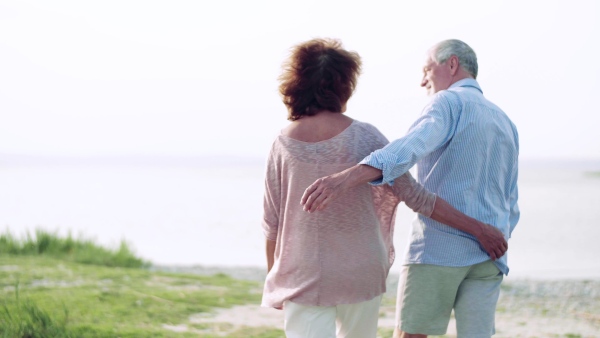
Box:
[1,152,599,168]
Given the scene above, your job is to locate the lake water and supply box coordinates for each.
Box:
[1,156,599,280]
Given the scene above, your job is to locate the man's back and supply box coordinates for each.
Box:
[404,78,519,274]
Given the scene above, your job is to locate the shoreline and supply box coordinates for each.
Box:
[151,263,600,300]
[151,263,600,283]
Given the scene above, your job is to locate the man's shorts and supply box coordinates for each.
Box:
[396,260,503,337]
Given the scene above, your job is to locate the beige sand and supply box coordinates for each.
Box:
[157,267,600,337]
[186,302,599,337]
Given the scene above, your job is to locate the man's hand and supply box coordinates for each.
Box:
[301,164,383,212]
[476,224,508,261]
[301,173,347,212]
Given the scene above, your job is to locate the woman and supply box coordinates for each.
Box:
[261,38,502,338]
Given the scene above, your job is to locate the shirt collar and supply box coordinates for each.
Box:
[449,78,482,94]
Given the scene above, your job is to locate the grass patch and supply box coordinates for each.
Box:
[0,229,148,268]
[0,230,277,337]
[377,329,449,338]
[0,255,268,337]
[1,289,72,338]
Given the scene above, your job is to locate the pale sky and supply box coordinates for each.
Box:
[1,0,599,161]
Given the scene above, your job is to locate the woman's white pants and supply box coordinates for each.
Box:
[283,295,382,338]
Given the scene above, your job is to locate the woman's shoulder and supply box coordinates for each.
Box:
[351,119,380,132]
[349,119,389,144]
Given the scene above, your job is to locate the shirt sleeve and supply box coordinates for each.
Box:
[262,145,281,241]
[499,121,519,238]
[508,137,520,237]
[360,91,462,185]
[508,181,519,238]
[391,172,437,218]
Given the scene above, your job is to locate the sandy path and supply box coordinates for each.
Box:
[187,303,599,337]
[155,266,600,337]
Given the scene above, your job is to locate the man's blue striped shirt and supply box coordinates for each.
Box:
[360,79,519,275]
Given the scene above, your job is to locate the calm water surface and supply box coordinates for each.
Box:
[1,158,599,280]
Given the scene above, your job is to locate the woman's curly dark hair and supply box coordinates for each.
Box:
[279,38,362,121]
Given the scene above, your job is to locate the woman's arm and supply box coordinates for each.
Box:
[429,197,507,260]
[266,238,276,273]
[262,146,281,272]
[398,172,508,260]
[265,238,282,310]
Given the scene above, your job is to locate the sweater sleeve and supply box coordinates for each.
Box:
[360,123,402,267]
[391,172,437,218]
[262,145,281,241]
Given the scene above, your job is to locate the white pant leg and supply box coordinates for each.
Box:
[284,301,336,338]
[336,295,383,338]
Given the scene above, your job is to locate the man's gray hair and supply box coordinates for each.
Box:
[431,39,478,79]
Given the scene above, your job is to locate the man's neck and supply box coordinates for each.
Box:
[451,74,474,85]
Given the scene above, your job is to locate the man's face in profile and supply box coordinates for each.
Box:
[421,52,453,96]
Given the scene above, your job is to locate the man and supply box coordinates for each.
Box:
[301,39,519,338]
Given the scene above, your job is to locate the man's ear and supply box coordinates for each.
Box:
[449,55,459,76]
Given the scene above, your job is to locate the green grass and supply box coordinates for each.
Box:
[1,292,71,338]
[0,229,148,268]
[376,328,449,338]
[0,230,282,337]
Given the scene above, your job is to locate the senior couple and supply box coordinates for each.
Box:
[260,38,519,338]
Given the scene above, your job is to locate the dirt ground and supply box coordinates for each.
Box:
[188,301,599,337]
[156,266,600,337]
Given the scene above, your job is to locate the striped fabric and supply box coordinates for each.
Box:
[360,79,519,275]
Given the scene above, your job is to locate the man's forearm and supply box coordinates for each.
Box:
[340,164,383,189]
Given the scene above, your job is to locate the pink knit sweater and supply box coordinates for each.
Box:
[261,120,436,308]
